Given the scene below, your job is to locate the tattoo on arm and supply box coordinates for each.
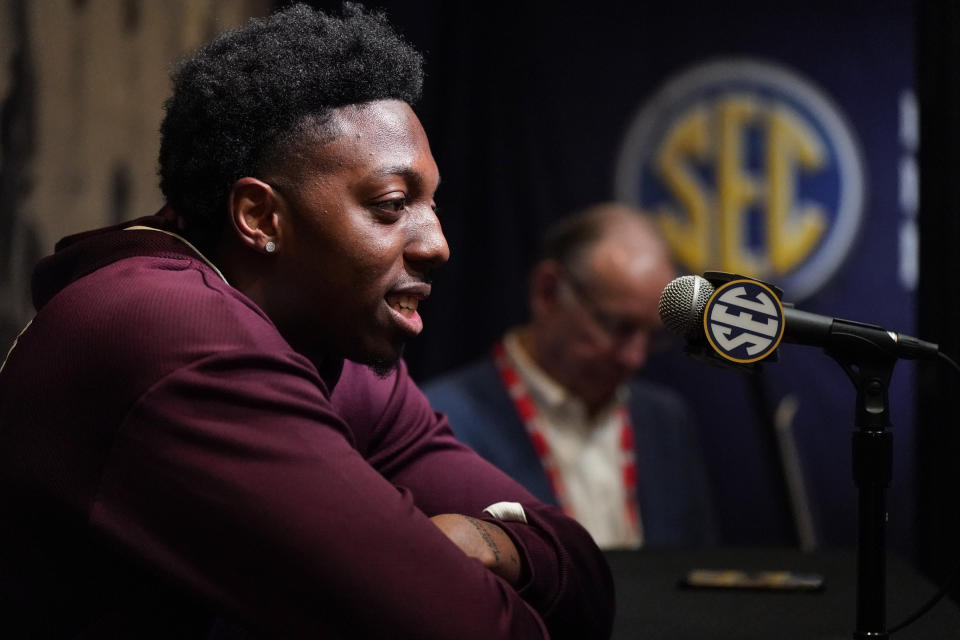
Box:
[466,516,501,563]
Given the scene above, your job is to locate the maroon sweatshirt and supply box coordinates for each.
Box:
[0,213,613,639]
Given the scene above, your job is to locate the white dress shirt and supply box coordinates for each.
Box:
[502,330,642,549]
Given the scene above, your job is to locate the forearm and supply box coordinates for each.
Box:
[432,504,613,640]
[392,453,614,639]
[430,513,524,585]
[497,503,615,640]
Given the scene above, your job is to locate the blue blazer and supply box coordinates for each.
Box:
[423,357,718,547]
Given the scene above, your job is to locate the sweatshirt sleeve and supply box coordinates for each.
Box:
[334,360,615,640]
[90,349,551,639]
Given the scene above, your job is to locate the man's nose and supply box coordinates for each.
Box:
[406,206,450,271]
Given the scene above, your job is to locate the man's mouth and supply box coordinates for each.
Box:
[386,293,420,318]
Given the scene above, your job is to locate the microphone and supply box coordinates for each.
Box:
[659,274,939,362]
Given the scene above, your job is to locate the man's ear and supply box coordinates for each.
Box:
[529,260,565,316]
[228,177,282,254]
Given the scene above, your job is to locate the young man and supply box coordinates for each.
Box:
[0,5,612,638]
[425,203,717,549]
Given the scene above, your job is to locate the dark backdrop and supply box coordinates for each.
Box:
[916,0,960,604]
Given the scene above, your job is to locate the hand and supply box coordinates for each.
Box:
[430,513,523,585]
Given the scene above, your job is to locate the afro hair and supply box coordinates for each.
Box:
[158,2,424,243]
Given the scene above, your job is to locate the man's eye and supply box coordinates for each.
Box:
[376,197,407,213]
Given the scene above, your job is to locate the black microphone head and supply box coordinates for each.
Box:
[658,275,715,338]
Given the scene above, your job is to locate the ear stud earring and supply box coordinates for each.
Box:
[265,241,277,254]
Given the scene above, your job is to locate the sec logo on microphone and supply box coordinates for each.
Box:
[703,279,785,363]
[615,58,865,302]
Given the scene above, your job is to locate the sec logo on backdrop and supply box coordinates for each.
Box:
[615,58,866,301]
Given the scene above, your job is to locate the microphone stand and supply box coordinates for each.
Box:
[825,332,897,640]
[684,271,924,638]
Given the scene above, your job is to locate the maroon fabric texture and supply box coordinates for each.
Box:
[0,213,613,639]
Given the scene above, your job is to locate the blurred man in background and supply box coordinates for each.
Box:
[425,202,717,549]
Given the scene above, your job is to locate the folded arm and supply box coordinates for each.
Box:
[338,360,615,640]
[94,351,552,639]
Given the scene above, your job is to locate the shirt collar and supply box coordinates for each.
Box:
[502,329,567,409]
[502,329,629,418]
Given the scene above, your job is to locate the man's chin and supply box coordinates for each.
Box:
[307,333,406,378]
[368,357,400,378]
[363,343,405,378]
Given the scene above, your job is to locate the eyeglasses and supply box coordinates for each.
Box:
[560,269,673,351]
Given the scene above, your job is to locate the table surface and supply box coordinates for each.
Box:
[604,548,960,639]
